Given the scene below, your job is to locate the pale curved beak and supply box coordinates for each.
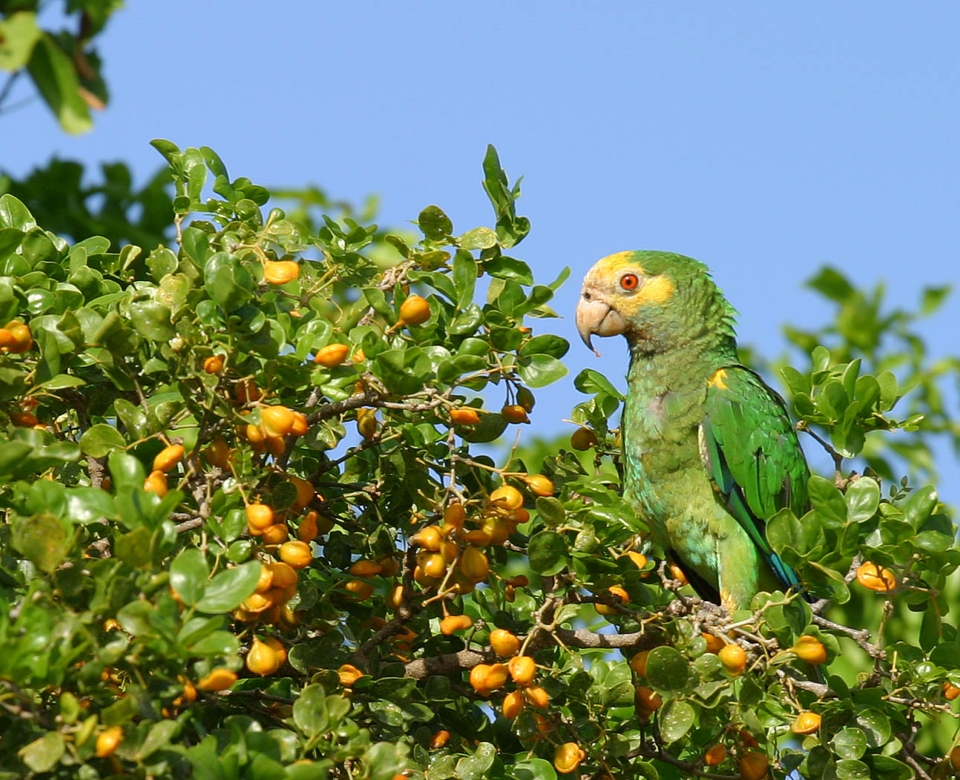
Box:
[576,292,626,356]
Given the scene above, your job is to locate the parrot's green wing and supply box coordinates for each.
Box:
[700,366,809,592]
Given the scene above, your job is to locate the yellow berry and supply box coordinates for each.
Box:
[554,742,586,774]
[95,726,124,758]
[314,343,349,368]
[489,628,521,658]
[399,294,431,326]
[791,711,821,735]
[263,260,300,285]
[856,561,897,592]
[198,667,237,691]
[792,635,827,665]
[718,643,747,676]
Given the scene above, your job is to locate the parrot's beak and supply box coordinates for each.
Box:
[576,288,626,357]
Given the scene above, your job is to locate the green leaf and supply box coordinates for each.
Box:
[835,759,871,780]
[138,719,180,760]
[527,530,568,576]
[845,478,880,523]
[452,251,477,309]
[18,732,65,774]
[518,354,567,388]
[645,646,691,692]
[459,226,497,250]
[0,11,42,70]
[902,485,937,528]
[170,548,210,606]
[79,423,126,457]
[418,205,453,240]
[659,700,695,743]
[832,727,866,760]
[11,514,70,573]
[485,255,533,285]
[195,561,261,614]
[855,707,891,747]
[26,33,92,134]
[512,758,557,780]
[808,476,847,528]
[574,369,624,399]
[455,742,496,780]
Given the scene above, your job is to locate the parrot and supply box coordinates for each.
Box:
[576,250,810,611]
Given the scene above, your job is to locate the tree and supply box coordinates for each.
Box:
[1,138,959,780]
[3,6,960,778]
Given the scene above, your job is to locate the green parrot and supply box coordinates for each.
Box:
[576,250,809,611]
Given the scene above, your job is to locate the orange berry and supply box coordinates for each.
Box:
[719,643,747,676]
[626,551,648,571]
[398,294,431,326]
[298,511,320,541]
[629,650,650,677]
[268,561,298,589]
[263,637,287,665]
[635,686,662,719]
[144,470,168,497]
[279,540,312,569]
[204,437,230,468]
[314,343,350,367]
[289,410,309,436]
[596,585,629,615]
[488,485,523,510]
[234,378,262,405]
[489,629,521,658]
[508,655,537,686]
[256,564,274,593]
[554,742,586,774]
[450,408,481,425]
[701,632,726,654]
[0,329,15,351]
[501,404,530,424]
[524,474,554,497]
[246,503,274,533]
[704,744,727,766]
[944,682,960,701]
[525,685,550,709]
[738,750,769,780]
[349,559,383,577]
[502,689,524,719]
[357,407,377,440]
[856,561,897,592]
[377,556,400,577]
[792,635,827,665]
[469,663,509,695]
[260,405,296,438]
[412,525,443,551]
[203,355,225,374]
[668,563,689,586]
[261,523,290,545]
[5,321,32,353]
[288,475,314,509]
[10,411,39,427]
[951,746,960,772]
[198,667,237,691]
[246,637,281,676]
[430,729,451,749]
[443,501,466,529]
[460,546,490,583]
[440,614,473,635]
[388,584,405,610]
[95,725,124,758]
[338,663,364,687]
[345,579,374,600]
[419,551,447,579]
[791,711,821,735]
[153,444,185,472]
[263,259,300,285]
[570,427,598,450]
[245,422,266,445]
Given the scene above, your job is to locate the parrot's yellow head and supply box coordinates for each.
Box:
[576,250,736,356]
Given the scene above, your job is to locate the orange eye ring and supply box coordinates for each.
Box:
[620,274,640,291]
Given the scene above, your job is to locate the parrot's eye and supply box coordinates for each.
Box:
[620,274,640,291]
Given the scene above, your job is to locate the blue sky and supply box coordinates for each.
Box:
[6,2,959,504]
